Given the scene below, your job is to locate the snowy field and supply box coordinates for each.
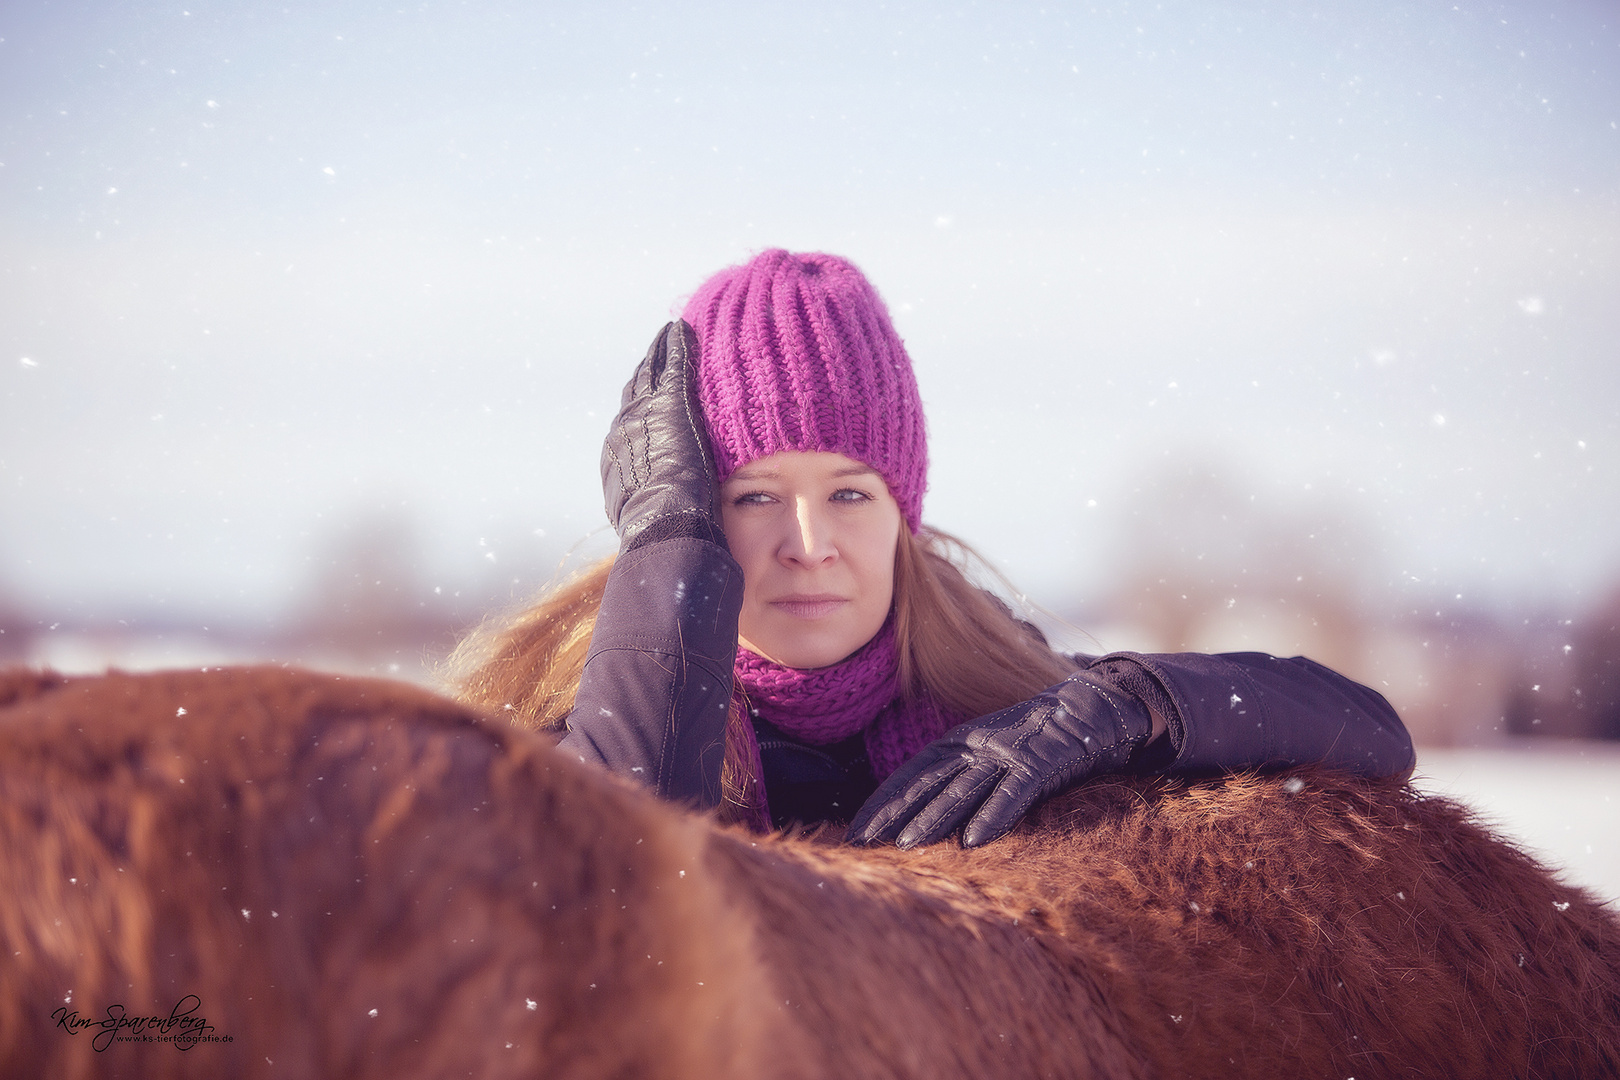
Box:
[1411,743,1620,907]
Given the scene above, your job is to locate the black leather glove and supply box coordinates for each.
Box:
[845,669,1155,849]
[600,319,725,552]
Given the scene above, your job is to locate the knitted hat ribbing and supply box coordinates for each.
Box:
[681,249,928,532]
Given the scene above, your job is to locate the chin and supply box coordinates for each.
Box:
[757,643,851,670]
[790,647,859,670]
[745,625,870,670]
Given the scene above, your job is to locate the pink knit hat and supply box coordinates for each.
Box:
[681,249,928,532]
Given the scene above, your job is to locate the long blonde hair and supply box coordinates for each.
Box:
[447,527,1074,822]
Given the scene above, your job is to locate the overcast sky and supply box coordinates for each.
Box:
[2,0,1616,628]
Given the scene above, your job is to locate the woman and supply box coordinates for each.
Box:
[455,249,1414,845]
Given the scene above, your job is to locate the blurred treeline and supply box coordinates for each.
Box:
[1073,464,1620,747]
[2,479,1615,749]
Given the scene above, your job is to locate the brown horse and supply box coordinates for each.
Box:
[1,665,1615,1079]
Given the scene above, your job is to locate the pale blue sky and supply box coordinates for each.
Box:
[2,0,1616,624]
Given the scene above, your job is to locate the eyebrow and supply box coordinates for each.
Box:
[726,464,879,482]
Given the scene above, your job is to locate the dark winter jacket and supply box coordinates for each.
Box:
[561,536,1416,830]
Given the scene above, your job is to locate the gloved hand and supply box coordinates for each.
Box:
[601,319,724,552]
[569,319,742,807]
[845,669,1155,849]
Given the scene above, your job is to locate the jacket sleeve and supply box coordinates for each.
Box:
[1080,651,1416,780]
[558,536,744,808]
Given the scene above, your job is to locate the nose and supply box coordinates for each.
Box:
[780,496,837,568]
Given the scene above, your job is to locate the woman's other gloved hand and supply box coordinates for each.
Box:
[846,670,1155,849]
[601,319,726,552]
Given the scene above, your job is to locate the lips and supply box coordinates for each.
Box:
[768,595,849,620]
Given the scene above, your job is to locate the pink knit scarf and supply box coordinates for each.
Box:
[732,618,958,817]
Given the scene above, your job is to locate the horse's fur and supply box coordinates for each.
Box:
[1,666,1615,1079]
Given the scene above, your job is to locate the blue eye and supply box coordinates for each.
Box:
[732,491,774,506]
[831,488,872,503]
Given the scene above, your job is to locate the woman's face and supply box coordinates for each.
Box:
[720,450,904,669]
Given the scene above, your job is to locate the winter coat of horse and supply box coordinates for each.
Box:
[1,666,1615,1079]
